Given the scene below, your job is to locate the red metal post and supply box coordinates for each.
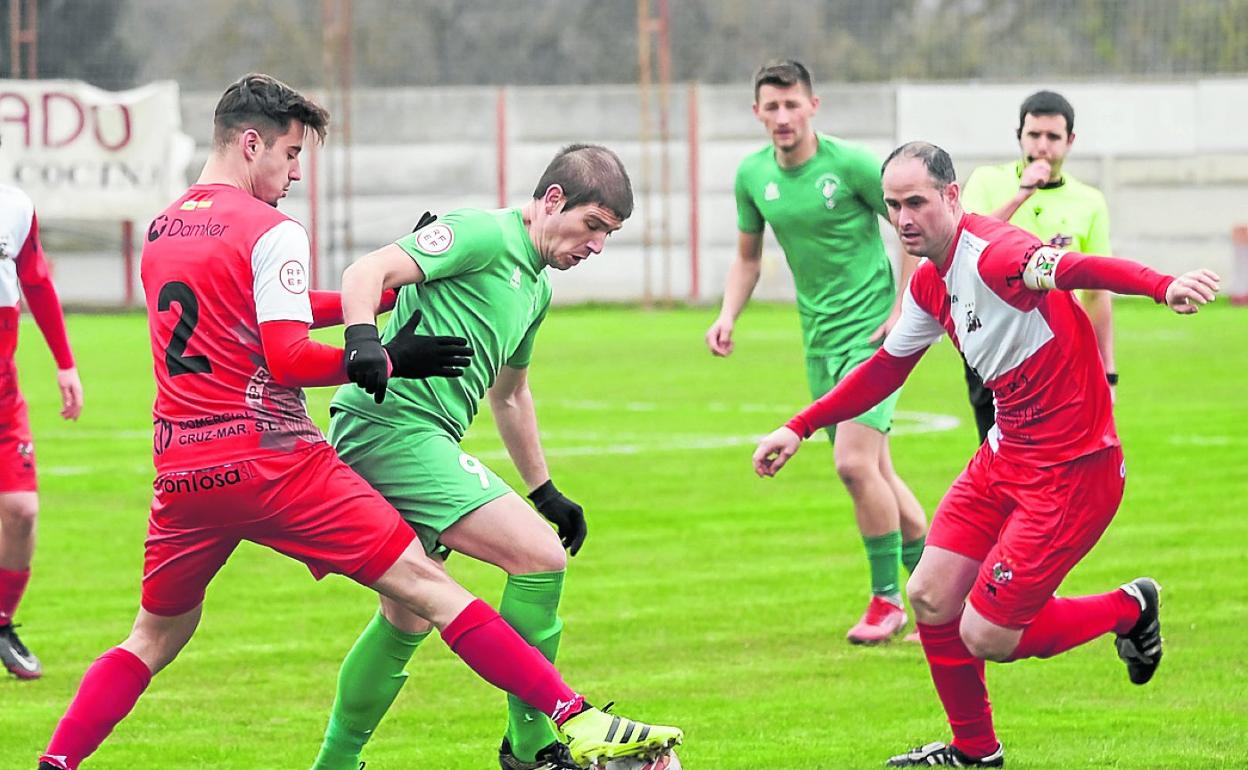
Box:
[121,221,135,307]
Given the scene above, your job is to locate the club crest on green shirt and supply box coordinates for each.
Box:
[816,173,840,210]
[764,181,780,201]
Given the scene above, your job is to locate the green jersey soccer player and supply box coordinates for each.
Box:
[706,60,928,644]
[312,145,682,770]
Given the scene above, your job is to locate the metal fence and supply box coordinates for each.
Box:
[3,0,1246,91]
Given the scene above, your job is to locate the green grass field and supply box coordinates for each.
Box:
[1,300,1246,769]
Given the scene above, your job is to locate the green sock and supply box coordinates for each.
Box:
[499,570,566,762]
[311,611,430,770]
[902,534,926,575]
[863,530,903,598]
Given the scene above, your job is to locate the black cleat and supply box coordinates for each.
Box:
[887,741,1004,767]
[1116,577,1163,685]
[499,737,579,770]
[0,623,41,680]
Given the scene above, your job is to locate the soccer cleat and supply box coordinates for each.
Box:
[0,624,41,679]
[1116,577,1163,685]
[559,704,683,767]
[499,737,579,770]
[847,596,908,645]
[886,741,1004,767]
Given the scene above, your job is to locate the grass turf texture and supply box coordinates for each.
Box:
[1,300,1245,769]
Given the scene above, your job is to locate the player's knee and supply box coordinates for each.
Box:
[960,626,1014,662]
[906,578,953,623]
[834,453,877,489]
[0,498,38,534]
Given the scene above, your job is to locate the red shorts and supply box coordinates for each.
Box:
[0,387,36,493]
[928,443,1126,629]
[142,442,415,616]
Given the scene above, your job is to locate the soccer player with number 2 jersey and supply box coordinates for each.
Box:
[35,74,679,770]
[754,142,1219,767]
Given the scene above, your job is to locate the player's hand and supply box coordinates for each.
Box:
[869,308,901,344]
[753,426,802,477]
[1019,159,1051,191]
[57,366,83,421]
[344,323,391,403]
[384,310,473,380]
[529,479,587,556]
[705,316,735,356]
[1164,269,1220,314]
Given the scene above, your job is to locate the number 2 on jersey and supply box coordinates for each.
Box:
[158,281,213,376]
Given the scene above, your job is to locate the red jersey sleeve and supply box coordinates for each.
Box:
[16,212,75,369]
[1025,248,1173,303]
[785,347,923,439]
[259,320,350,388]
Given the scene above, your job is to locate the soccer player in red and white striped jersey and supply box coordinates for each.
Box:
[753,142,1219,767]
[0,182,82,681]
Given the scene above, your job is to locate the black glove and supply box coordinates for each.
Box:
[529,479,587,556]
[412,211,438,232]
[384,310,473,380]
[344,323,390,404]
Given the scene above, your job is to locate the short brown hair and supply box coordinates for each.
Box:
[532,144,633,220]
[753,59,813,100]
[212,73,329,149]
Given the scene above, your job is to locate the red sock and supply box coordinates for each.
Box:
[1008,590,1140,661]
[918,617,998,759]
[40,647,153,770]
[442,599,584,725]
[0,566,30,624]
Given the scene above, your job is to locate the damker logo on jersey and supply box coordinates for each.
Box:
[415,223,454,255]
[280,260,308,294]
[155,465,254,495]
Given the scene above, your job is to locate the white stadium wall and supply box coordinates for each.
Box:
[43,78,1248,306]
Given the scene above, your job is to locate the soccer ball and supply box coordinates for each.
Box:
[595,751,681,770]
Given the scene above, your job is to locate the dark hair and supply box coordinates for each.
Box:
[532,144,633,220]
[882,142,957,187]
[753,59,813,100]
[213,73,330,149]
[1017,90,1075,135]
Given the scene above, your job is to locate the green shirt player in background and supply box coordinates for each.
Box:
[959,90,1116,442]
[706,60,928,644]
[311,145,682,770]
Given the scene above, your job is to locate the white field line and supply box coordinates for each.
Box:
[38,402,961,471]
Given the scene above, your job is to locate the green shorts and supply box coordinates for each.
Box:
[805,345,901,442]
[328,410,511,556]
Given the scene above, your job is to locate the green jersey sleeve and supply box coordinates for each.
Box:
[735,162,765,234]
[505,286,551,368]
[395,209,500,282]
[844,143,888,219]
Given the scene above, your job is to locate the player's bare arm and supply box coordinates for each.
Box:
[489,365,588,555]
[341,243,428,327]
[488,365,550,491]
[706,229,764,357]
